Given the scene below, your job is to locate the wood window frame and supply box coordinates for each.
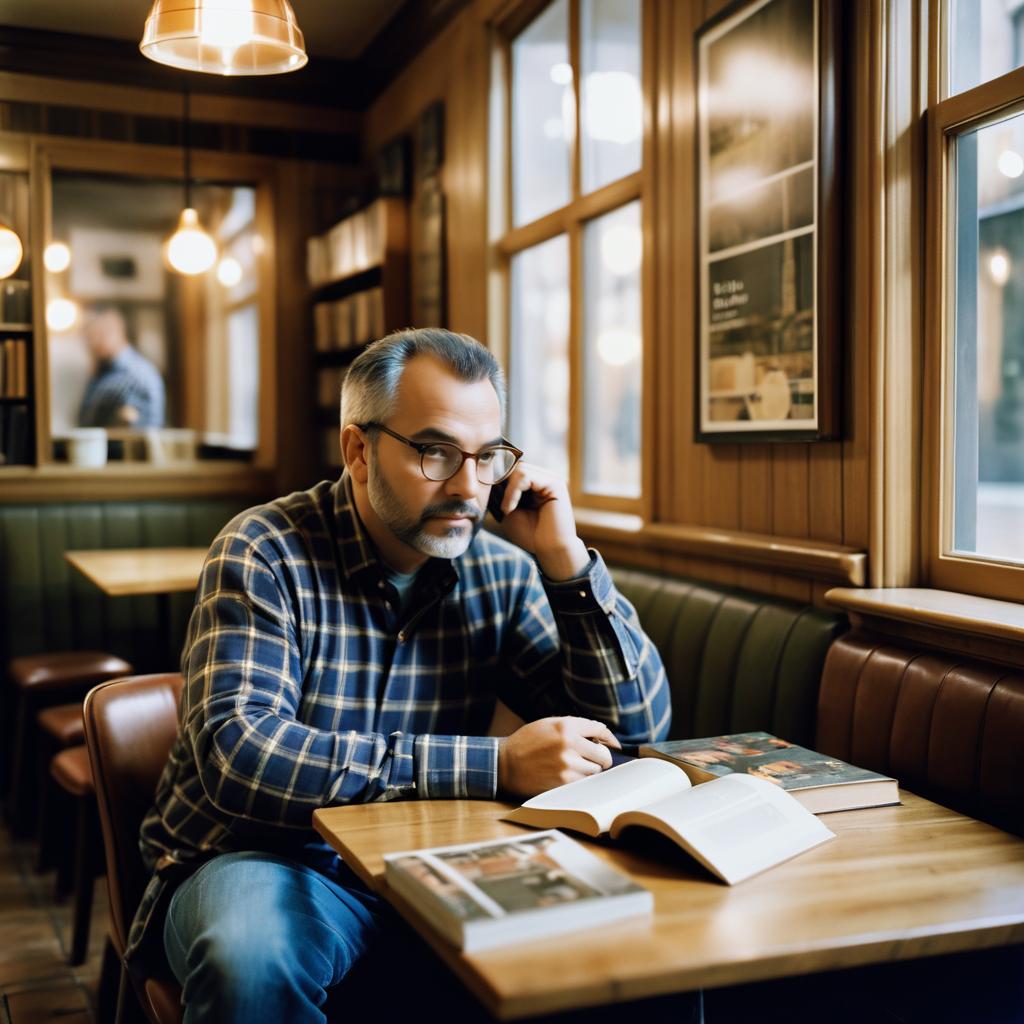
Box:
[489,0,652,516]
[923,2,1024,602]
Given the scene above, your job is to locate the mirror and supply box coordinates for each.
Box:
[45,171,262,467]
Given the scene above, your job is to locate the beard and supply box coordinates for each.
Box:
[367,461,483,560]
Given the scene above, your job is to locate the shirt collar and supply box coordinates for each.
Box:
[330,473,459,591]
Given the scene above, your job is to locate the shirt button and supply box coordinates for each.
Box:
[578,590,587,598]
[378,580,386,589]
[397,631,406,643]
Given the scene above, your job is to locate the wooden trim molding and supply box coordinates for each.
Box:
[574,509,867,585]
[824,587,1024,645]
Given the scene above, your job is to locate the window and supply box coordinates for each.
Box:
[494,0,644,509]
[926,0,1024,599]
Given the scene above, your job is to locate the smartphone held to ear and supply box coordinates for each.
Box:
[487,479,542,522]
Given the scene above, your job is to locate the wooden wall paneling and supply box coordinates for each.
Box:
[737,445,773,590]
[640,0,657,524]
[842,1,875,555]
[771,446,810,538]
[808,443,844,543]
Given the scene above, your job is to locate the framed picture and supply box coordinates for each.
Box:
[695,0,842,442]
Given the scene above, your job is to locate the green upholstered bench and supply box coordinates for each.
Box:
[608,566,847,746]
[0,498,250,671]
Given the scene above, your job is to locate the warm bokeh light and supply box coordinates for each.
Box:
[166,208,217,275]
[997,148,1024,178]
[596,327,641,366]
[0,224,24,280]
[43,241,71,273]
[549,62,573,85]
[989,250,1011,285]
[217,255,243,287]
[46,297,79,332]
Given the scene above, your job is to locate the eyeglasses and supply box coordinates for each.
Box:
[360,423,523,485]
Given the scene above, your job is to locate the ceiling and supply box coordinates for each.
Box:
[0,0,406,60]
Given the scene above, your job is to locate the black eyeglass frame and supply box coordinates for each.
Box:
[358,422,523,484]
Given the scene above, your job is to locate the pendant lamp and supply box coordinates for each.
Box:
[140,0,307,76]
[0,222,23,280]
[165,88,217,276]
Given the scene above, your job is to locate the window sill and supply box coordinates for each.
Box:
[824,587,1024,645]
[0,462,273,501]
[574,508,867,586]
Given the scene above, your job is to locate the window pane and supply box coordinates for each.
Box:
[509,235,569,479]
[582,201,641,497]
[512,0,571,226]
[45,172,261,464]
[580,0,642,193]
[949,0,1024,96]
[951,112,1024,564]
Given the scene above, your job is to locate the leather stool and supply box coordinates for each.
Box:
[50,744,102,966]
[6,651,132,836]
[35,702,87,873]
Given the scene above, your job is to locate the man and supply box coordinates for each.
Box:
[78,306,165,428]
[132,328,671,1023]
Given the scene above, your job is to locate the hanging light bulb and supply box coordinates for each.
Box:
[166,87,217,275]
[216,255,243,286]
[166,208,217,275]
[140,0,307,76]
[0,222,24,280]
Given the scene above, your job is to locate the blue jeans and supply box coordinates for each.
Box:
[164,850,394,1024]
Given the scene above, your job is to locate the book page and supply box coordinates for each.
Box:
[612,774,834,884]
[505,758,691,834]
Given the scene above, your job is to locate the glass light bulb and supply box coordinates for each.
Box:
[989,251,1011,286]
[997,149,1024,179]
[166,208,217,275]
[46,297,79,332]
[217,255,243,287]
[199,0,253,50]
[44,241,72,273]
[0,224,24,280]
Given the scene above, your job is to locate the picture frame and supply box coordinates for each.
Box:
[694,0,842,443]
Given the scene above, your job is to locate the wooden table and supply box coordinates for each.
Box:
[63,548,207,597]
[64,547,207,666]
[313,794,1024,1020]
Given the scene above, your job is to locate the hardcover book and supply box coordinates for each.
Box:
[384,829,652,952]
[640,732,899,814]
[504,759,834,885]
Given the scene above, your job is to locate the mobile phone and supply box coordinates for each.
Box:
[487,479,541,522]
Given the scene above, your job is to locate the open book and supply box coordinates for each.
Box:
[640,732,899,814]
[504,758,834,885]
[384,830,652,952]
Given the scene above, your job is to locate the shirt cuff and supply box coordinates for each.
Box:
[413,735,500,799]
[541,548,615,615]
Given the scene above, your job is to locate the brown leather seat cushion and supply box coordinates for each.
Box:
[816,631,1024,835]
[37,702,85,747]
[11,651,133,693]
[50,745,94,799]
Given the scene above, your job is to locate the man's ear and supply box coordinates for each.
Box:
[340,424,370,483]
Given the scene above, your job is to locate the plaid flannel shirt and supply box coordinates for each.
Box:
[127,473,670,966]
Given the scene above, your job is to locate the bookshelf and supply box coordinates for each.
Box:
[0,166,34,468]
[307,197,409,472]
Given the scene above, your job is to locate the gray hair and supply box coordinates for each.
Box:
[340,328,505,429]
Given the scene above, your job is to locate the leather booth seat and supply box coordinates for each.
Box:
[609,567,847,746]
[11,651,133,694]
[51,744,94,799]
[817,630,1024,836]
[38,701,87,747]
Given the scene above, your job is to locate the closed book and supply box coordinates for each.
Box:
[640,732,899,814]
[384,830,652,952]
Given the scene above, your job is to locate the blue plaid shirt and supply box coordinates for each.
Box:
[128,474,670,964]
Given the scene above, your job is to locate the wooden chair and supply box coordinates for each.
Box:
[83,673,184,1024]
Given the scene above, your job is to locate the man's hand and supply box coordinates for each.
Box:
[497,716,622,798]
[491,462,589,581]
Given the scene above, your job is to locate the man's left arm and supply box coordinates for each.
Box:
[494,464,671,745]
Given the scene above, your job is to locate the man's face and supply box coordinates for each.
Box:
[365,354,503,561]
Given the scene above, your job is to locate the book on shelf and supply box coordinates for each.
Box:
[384,829,652,952]
[504,758,835,885]
[640,732,900,814]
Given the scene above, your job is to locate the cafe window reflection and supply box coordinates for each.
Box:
[46,172,261,467]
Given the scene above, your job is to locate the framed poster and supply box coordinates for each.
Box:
[695,0,842,442]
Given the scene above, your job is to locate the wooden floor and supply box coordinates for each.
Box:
[0,822,108,1024]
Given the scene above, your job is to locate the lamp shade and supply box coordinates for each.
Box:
[0,223,24,280]
[140,0,307,76]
